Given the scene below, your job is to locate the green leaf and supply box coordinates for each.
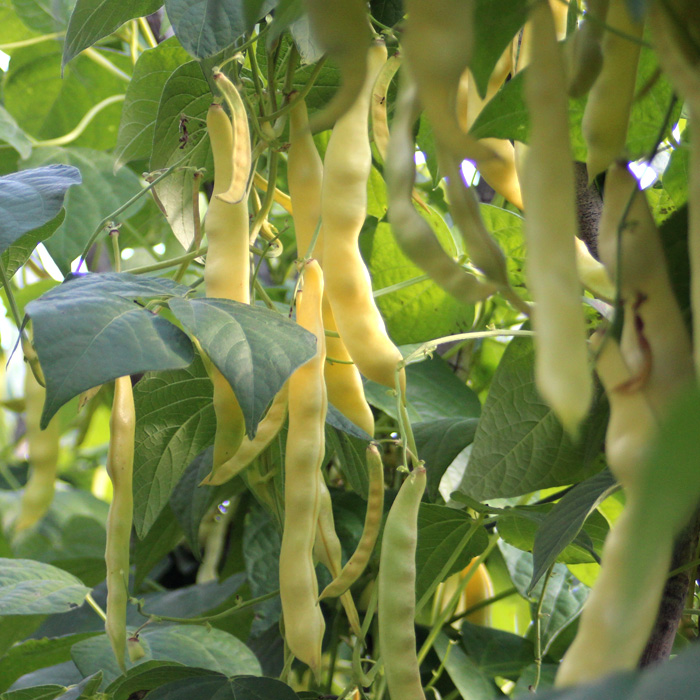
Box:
[21,148,144,274]
[471,0,527,98]
[150,60,212,249]
[414,418,479,500]
[0,686,65,700]
[325,427,370,499]
[56,671,102,700]
[169,297,316,437]
[132,353,217,538]
[104,661,220,700]
[459,336,607,500]
[461,620,536,680]
[2,210,65,280]
[369,0,403,28]
[132,504,183,589]
[0,105,32,159]
[26,273,194,428]
[480,204,526,288]
[365,219,476,345]
[500,542,589,655]
[0,559,90,615]
[63,0,162,67]
[145,676,299,700]
[12,0,75,33]
[0,632,98,692]
[530,470,618,593]
[165,0,275,59]
[365,354,482,423]
[415,504,488,602]
[433,633,500,700]
[0,165,80,255]
[4,44,130,151]
[71,625,261,687]
[662,143,690,212]
[113,39,191,170]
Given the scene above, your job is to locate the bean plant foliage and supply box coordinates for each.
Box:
[0,0,698,699]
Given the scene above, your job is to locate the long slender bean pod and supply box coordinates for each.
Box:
[371,52,402,163]
[378,467,427,700]
[386,77,497,305]
[521,0,593,437]
[200,383,288,486]
[104,376,136,673]
[279,260,326,677]
[15,366,60,532]
[205,104,250,476]
[565,0,610,97]
[320,444,385,600]
[322,41,406,393]
[581,0,644,178]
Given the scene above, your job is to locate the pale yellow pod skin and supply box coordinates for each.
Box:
[313,474,362,636]
[201,383,289,486]
[280,260,326,677]
[460,51,524,210]
[322,42,406,394]
[521,0,593,437]
[15,367,60,532]
[582,0,644,178]
[574,237,615,302]
[205,104,250,473]
[371,53,402,163]
[378,467,427,700]
[288,98,324,260]
[597,163,694,415]
[104,376,136,673]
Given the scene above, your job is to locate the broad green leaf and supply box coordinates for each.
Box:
[113,39,191,171]
[365,219,476,345]
[104,662,219,700]
[662,142,690,212]
[169,297,316,436]
[500,542,589,655]
[266,0,303,53]
[26,273,194,428]
[21,148,144,273]
[0,686,65,700]
[243,504,281,636]
[0,166,80,255]
[513,663,558,696]
[415,504,488,602]
[459,337,607,500]
[145,676,298,700]
[365,354,482,423]
[71,625,261,687]
[530,470,618,593]
[0,559,90,616]
[56,671,102,700]
[659,205,690,326]
[0,0,40,44]
[12,0,74,33]
[369,0,403,28]
[150,60,211,250]
[63,0,162,66]
[169,447,243,558]
[461,620,536,680]
[0,613,46,659]
[4,44,130,150]
[132,354,216,538]
[480,204,526,288]
[0,632,97,692]
[326,427,370,499]
[0,105,32,159]
[2,210,65,280]
[132,505,183,589]
[165,0,275,59]
[433,633,499,700]
[413,417,479,500]
[471,0,527,98]
[367,165,387,220]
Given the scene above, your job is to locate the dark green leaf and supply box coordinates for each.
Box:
[104,662,220,700]
[114,38,191,170]
[132,354,216,538]
[326,403,373,441]
[26,274,194,428]
[433,633,500,700]
[1,210,65,280]
[165,0,275,59]
[459,337,606,500]
[461,620,536,680]
[0,165,80,255]
[0,685,65,700]
[530,470,618,593]
[0,559,90,616]
[63,0,162,66]
[145,675,298,700]
[57,671,102,700]
[169,297,316,437]
[369,0,403,27]
[133,504,183,589]
[12,0,75,33]
[325,427,370,499]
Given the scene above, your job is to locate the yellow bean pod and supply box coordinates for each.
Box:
[581,0,644,178]
[521,0,593,437]
[279,260,326,677]
[371,52,401,163]
[104,376,136,673]
[322,41,406,394]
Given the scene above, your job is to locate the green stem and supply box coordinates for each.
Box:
[135,588,279,624]
[249,151,279,241]
[373,273,431,297]
[129,246,207,275]
[0,32,64,50]
[447,586,518,626]
[78,152,192,269]
[0,259,23,330]
[531,564,555,692]
[84,47,131,82]
[259,57,327,123]
[85,593,107,621]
